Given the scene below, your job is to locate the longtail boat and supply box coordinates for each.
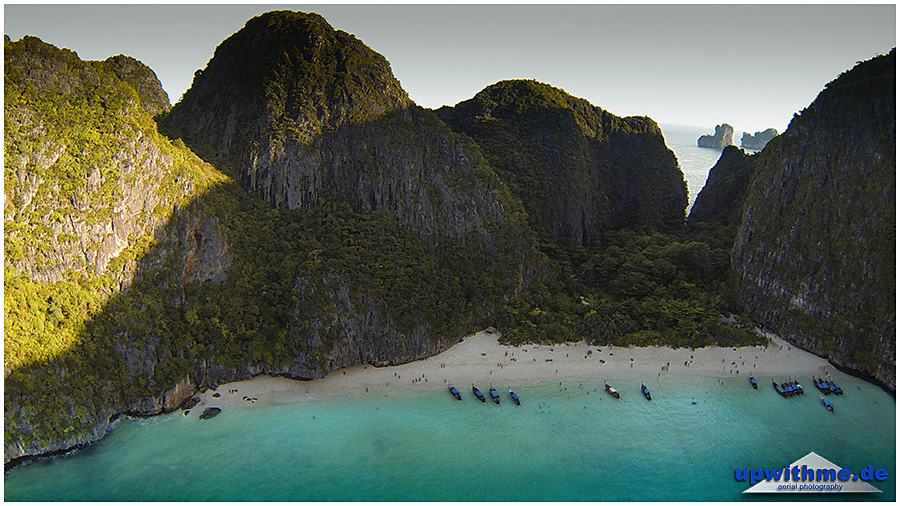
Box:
[489,386,501,404]
[605,382,620,399]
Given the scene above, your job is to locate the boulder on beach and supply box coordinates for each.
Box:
[182,397,200,410]
[199,407,222,420]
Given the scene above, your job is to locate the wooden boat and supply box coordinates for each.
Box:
[605,382,620,399]
[791,380,805,395]
[472,385,486,402]
[826,378,843,395]
[749,376,758,389]
[780,381,798,396]
[772,380,787,397]
[489,386,501,404]
[448,385,462,401]
[641,383,652,401]
[821,396,834,412]
[814,377,831,394]
[508,389,521,406]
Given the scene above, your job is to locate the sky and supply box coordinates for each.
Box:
[3,3,896,135]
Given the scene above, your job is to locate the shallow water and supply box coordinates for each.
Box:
[5,372,894,501]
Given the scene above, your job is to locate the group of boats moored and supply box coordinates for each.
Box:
[449,381,654,405]
[753,374,843,413]
[452,374,843,412]
[449,384,520,405]
[772,378,805,397]
[813,376,843,395]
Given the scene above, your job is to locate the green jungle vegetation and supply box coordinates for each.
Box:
[5,33,767,452]
[496,226,762,349]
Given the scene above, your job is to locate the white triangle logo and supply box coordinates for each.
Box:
[744,452,882,493]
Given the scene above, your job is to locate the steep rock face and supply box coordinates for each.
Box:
[698,124,734,149]
[687,145,754,228]
[292,273,458,371]
[732,51,895,390]
[4,36,231,464]
[4,375,196,464]
[435,80,687,246]
[162,10,519,253]
[740,128,778,150]
[5,36,216,289]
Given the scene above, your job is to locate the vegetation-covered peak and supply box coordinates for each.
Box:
[102,54,170,115]
[436,79,686,246]
[441,79,661,141]
[165,9,409,155]
[787,49,895,134]
[5,36,170,116]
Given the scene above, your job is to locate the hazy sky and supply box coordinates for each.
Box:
[4,3,896,134]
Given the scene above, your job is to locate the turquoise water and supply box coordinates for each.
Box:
[5,373,894,501]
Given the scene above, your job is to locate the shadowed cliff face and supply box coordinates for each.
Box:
[435,79,688,247]
[161,11,530,258]
[686,145,755,229]
[731,50,895,390]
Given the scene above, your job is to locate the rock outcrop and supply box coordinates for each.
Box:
[198,407,221,420]
[698,124,734,149]
[686,145,754,228]
[436,79,687,246]
[740,128,778,150]
[161,11,524,255]
[732,50,895,390]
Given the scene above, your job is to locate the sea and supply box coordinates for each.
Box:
[659,123,755,213]
[4,373,895,501]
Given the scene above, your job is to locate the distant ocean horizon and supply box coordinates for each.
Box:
[659,123,758,213]
[5,373,895,501]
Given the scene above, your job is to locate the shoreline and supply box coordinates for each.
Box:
[1,330,867,471]
[189,330,840,413]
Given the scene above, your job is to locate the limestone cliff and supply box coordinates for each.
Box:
[161,11,524,255]
[698,124,734,149]
[740,128,778,150]
[732,50,895,390]
[436,79,687,247]
[4,36,234,464]
[686,145,754,228]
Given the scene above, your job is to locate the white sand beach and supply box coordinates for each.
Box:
[188,330,840,412]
